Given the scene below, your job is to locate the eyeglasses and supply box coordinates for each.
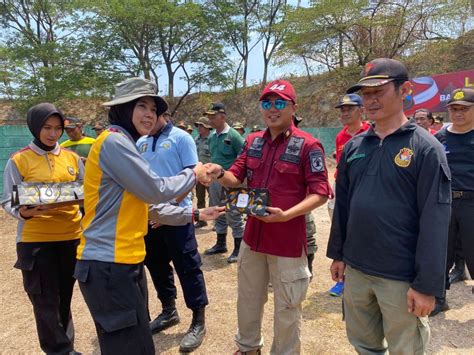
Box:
[261,99,290,111]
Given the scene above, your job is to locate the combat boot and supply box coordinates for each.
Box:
[179,307,206,353]
[149,299,180,334]
[307,253,315,282]
[227,238,242,263]
[449,259,467,284]
[429,296,449,317]
[204,233,227,255]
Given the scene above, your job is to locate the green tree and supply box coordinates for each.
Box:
[210,0,260,89]
[256,0,289,85]
[0,0,118,110]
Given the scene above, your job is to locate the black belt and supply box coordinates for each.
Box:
[452,191,474,199]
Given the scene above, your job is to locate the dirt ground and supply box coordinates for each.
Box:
[0,193,473,354]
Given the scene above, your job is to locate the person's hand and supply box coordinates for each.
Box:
[330,260,346,282]
[406,288,435,317]
[149,220,162,229]
[255,207,289,223]
[193,162,211,186]
[199,206,225,221]
[204,163,224,181]
[19,205,55,218]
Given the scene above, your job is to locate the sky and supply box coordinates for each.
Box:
[157,0,310,96]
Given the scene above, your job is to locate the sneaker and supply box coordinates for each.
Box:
[329,281,344,297]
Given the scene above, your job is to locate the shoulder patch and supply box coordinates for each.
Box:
[309,150,325,173]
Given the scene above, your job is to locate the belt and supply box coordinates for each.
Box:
[452,191,474,199]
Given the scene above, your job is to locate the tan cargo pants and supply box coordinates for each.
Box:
[344,265,430,355]
[235,241,311,355]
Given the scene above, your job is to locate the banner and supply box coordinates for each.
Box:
[404,69,474,114]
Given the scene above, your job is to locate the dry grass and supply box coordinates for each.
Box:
[0,194,473,354]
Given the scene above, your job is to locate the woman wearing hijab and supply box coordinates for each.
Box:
[74,78,208,355]
[1,103,83,354]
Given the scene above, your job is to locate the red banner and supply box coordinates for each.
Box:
[404,69,474,114]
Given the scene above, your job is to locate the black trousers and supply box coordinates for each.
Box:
[15,240,78,355]
[446,198,474,289]
[196,181,208,209]
[144,224,208,310]
[74,260,154,355]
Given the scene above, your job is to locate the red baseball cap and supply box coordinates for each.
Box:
[260,80,296,103]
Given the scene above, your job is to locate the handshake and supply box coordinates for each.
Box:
[193,162,226,186]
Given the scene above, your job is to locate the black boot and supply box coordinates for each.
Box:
[449,258,466,284]
[429,296,449,317]
[227,238,242,263]
[149,299,180,334]
[204,234,227,255]
[179,307,206,353]
[307,253,315,282]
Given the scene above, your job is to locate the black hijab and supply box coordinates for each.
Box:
[26,103,65,151]
[108,99,142,142]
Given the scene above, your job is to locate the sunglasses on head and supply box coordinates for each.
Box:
[261,99,290,111]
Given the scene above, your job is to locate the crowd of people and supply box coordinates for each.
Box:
[1,57,473,355]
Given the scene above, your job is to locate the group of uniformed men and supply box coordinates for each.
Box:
[18,56,473,355]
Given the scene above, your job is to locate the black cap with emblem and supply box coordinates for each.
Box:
[347,58,409,94]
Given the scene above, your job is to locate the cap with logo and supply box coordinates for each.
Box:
[347,58,409,94]
[335,94,363,108]
[205,102,226,115]
[260,79,296,103]
[102,77,168,116]
[195,116,213,129]
[64,117,81,128]
[233,122,245,130]
[447,88,474,106]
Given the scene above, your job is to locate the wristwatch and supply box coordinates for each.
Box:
[217,168,225,179]
[194,209,200,222]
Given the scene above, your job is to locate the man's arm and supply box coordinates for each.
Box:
[412,146,451,297]
[327,146,351,282]
[256,193,327,223]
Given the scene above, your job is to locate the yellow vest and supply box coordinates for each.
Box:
[10,146,82,242]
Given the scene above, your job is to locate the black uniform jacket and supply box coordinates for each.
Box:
[327,121,451,297]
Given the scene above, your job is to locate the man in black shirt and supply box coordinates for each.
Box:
[327,58,451,354]
[433,87,474,315]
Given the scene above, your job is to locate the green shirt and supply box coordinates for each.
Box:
[60,136,96,158]
[195,135,211,164]
[208,125,244,169]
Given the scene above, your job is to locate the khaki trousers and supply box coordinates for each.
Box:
[235,241,311,355]
[344,266,430,355]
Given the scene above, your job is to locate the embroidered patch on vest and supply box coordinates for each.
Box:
[280,136,304,164]
[248,137,265,158]
[394,148,414,168]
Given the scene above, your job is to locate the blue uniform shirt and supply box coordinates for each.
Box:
[137,122,198,207]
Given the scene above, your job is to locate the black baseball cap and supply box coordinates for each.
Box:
[447,88,474,107]
[205,102,226,115]
[347,58,409,93]
[335,94,363,108]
